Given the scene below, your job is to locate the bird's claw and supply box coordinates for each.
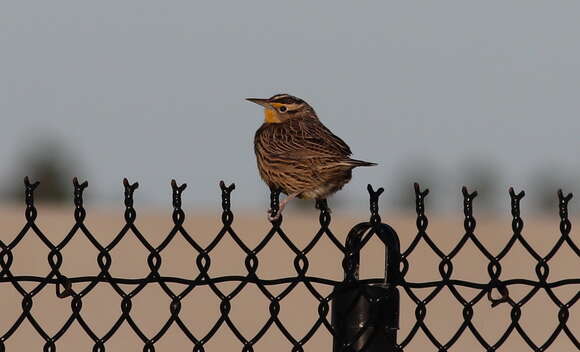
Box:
[267,209,281,221]
[315,200,331,213]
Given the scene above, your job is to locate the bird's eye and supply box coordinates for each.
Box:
[279,106,287,112]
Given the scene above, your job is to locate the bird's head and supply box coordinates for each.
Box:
[246,94,317,123]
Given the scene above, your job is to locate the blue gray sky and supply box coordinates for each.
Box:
[1,1,579,210]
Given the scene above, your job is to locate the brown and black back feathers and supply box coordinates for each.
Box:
[254,111,376,200]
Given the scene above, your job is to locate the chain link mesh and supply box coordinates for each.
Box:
[0,177,578,351]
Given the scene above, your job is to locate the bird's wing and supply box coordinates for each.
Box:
[271,118,352,160]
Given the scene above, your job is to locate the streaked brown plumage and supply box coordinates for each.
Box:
[247,94,376,219]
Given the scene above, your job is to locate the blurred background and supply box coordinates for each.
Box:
[0,2,578,351]
[1,1,579,213]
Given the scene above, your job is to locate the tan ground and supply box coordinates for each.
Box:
[0,205,578,351]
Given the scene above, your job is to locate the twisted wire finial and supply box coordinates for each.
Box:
[23,176,40,221]
[557,189,573,235]
[367,184,384,225]
[414,183,430,231]
[219,181,235,225]
[268,187,282,223]
[171,180,187,225]
[122,178,139,223]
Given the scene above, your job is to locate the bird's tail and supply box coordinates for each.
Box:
[348,159,377,167]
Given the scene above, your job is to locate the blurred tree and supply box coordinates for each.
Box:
[391,161,439,212]
[460,160,501,212]
[530,167,577,214]
[533,172,559,214]
[3,138,79,203]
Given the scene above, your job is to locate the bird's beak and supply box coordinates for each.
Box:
[246,98,270,107]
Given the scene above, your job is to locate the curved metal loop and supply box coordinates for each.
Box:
[343,186,401,285]
[343,222,401,285]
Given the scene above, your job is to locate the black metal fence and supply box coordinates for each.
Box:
[0,177,578,351]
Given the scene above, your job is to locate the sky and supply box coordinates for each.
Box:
[1,1,579,211]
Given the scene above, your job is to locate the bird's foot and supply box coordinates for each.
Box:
[315,199,331,213]
[267,209,282,222]
[266,192,297,222]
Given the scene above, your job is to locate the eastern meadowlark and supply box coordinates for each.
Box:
[247,94,376,220]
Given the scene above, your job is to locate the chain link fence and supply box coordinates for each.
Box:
[0,177,578,351]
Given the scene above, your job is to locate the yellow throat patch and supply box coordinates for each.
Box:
[264,108,281,123]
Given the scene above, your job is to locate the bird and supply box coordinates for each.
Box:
[247,93,376,220]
